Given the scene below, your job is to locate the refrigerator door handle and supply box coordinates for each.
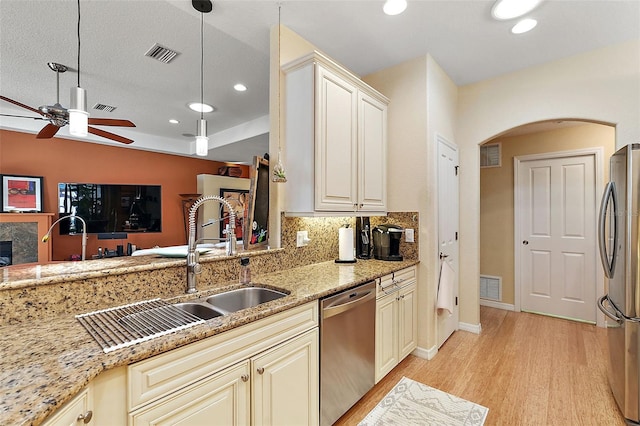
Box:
[598,295,623,323]
[598,181,617,279]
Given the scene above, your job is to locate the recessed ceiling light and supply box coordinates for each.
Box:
[511,18,538,34]
[188,102,214,113]
[383,0,407,16]
[234,83,247,92]
[492,0,542,20]
[169,119,179,124]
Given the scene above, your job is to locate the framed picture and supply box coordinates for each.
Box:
[1,174,44,213]
[219,188,249,240]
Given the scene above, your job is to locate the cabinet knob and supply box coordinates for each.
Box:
[77,411,93,424]
[257,367,265,375]
[241,374,249,382]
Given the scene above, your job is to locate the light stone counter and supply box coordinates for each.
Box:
[0,258,419,426]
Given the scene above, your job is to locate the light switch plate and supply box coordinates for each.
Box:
[405,228,415,243]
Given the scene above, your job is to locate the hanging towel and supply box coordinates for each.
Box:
[437,261,455,316]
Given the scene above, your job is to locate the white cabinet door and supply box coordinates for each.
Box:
[252,329,319,426]
[398,283,418,360]
[357,91,387,212]
[375,292,398,383]
[315,65,358,211]
[130,361,250,426]
[43,387,92,426]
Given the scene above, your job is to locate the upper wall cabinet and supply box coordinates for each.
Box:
[283,51,388,216]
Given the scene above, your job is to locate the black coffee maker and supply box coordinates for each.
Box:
[372,224,404,261]
[356,217,371,259]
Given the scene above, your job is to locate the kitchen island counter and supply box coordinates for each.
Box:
[0,258,418,426]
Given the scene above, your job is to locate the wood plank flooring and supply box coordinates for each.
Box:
[334,306,625,426]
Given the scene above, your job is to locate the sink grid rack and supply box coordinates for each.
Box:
[76,299,205,353]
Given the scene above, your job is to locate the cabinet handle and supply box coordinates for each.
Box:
[77,411,93,424]
[241,374,249,382]
[257,367,265,375]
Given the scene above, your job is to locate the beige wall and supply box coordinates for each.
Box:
[480,123,616,305]
[458,40,640,327]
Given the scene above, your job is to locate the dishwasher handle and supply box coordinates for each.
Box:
[323,288,375,319]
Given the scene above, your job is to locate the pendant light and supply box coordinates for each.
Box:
[68,0,89,137]
[193,0,212,157]
[272,3,287,183]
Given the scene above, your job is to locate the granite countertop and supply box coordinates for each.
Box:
[0,258,418,426]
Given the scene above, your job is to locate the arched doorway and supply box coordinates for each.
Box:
[479,120,615,326]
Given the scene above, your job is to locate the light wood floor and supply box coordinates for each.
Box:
[335,306,625,426]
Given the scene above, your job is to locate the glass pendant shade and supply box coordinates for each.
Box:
[69,86,89,137]
[195,118,209,156]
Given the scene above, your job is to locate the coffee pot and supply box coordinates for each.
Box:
[372,224,404,261]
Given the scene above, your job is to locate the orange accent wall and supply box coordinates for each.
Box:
[0,129,249,260]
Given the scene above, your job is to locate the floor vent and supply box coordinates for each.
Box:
[480,275,502,301]
[144,43,180,64]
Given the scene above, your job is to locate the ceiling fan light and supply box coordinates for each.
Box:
[383,0,407,16]
[69,86,89,136]
[195,118,209,156]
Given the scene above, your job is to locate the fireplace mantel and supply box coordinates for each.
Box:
[0,213,54,265]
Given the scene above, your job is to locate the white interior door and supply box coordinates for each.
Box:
[437,135,459,348]
[516,152,598,323]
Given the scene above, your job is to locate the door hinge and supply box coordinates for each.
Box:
[455,231,458,241]
[455,165,459,176]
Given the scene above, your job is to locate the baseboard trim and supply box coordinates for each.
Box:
[480,299,516,311]
[412,345,437,360]
[459,321,482,334]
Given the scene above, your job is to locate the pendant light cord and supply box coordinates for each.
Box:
[200,11,204,121]
[277,3,282,153]
[76,0,81,88]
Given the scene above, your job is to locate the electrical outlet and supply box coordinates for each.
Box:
[405,228,415,243]
[296,231,310,247]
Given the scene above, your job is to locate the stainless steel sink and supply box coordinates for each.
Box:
[174,302,224,320]
[205,287,288,314]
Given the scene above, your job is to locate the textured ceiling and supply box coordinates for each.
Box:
[1,0,638,162]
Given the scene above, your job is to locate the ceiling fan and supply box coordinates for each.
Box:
[0,62,136,144]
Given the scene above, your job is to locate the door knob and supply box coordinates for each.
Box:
[522,240,529,245]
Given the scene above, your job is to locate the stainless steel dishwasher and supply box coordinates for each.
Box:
[320,280,376,426]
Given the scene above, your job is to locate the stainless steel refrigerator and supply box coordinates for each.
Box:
[598,143,640,425]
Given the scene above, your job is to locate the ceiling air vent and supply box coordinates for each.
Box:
[144,43,180,64]
[93,103,117,113]
[480,143,501,168]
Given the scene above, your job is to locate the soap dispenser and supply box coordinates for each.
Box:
[239,257,251,284]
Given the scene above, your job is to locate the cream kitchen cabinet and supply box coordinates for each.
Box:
[128,302,319,426]
[42,386,93,426]
[375,266,418,383]
[284,51,388,216]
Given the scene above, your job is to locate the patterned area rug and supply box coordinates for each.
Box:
[359,376,489,426]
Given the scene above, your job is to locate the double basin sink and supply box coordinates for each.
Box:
[174,286,289,320]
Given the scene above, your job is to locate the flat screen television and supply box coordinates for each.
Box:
[57,183,162,235]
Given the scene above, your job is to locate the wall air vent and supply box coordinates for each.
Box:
[93,103,117,113]
[480,143,501,168]
[144,43,180,64]
[480,275,502,301]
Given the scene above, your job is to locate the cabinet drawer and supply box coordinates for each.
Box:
[128,302,318,411]
[377,266,416,298]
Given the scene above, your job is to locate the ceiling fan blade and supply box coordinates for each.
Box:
[36,123,60,139]
[88,126,134,144]
[0,95,43,116]
[0,113,46,120]
[88,118,136,127]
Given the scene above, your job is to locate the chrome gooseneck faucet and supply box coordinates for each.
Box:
[187,195,236,294]
[41,214,87,261]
